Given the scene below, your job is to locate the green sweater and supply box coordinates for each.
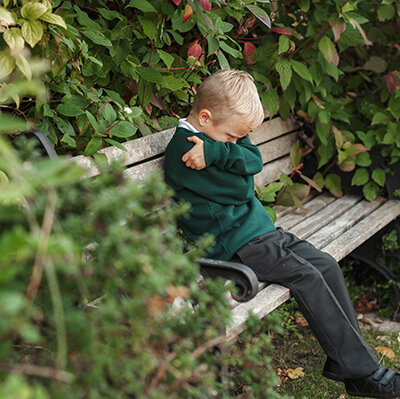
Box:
[164,126,275,260]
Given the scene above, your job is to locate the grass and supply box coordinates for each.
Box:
[270,311,400,399]
[229,297,400,399]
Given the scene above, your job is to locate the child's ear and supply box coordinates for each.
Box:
[198,109,212,126]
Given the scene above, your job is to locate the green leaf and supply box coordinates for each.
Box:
[103,104,116,123]
[128,0,157,13]
[85,111,99,132]
[313,172,325,189]
[363,181,380,201]
[0,115,26,133]
[137,66,165,84]
[157,49,174,69]
[264,206,277,223]
[61,133,76,147]
[261,87,279,117]
[40,11,67,29]
[21,20,43,48]
[275,59,292,91]
[363,56,387,73]
[56,103,84,117]
[325,173,343,197]
[14,53,31,80]
[104,138,127,152]
[0,50,15,79]
[0,7,15,26]
[257,182,283,202]
[372,168,386,187]
[81,30,112,47]
[84,137,103,156]
[3,28,24,51]
[319,36,339,66]
[356,152,372,167]
[290,60,313,84]
[110,121,137,138]
[278,35,290,54]
[377,5,395,21]
[217,50,230,70]
[290,141,301,166]
[98,8,123,21]
[246,4,271,28]
[56,119,75,136]
[138,15,157,40]
[21,3,47,20]
[105,89,125,107]
[351,168,369,186]
[371,112,390,125]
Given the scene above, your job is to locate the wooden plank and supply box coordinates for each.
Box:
[276,193,336,231]
[73,128,175,178]
[258,132,297,164]
[227,283,290,340]
[322,200,400,261]
[307,199,383,250]
[287,195,361,240]
[254,157,292,187]
[124,157,164,182]
[250,117,299,145]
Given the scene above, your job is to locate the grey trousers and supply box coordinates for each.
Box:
[231,228,379,381]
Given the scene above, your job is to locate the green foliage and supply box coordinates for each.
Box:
[1,0,399,199]
[0,138,287,398]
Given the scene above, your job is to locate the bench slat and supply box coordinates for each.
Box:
[258,132,297,165]
[285,195,361,240]
[307,199,383,250]
[276,193,336,231]
[250,117,299,145]
[254,156,292,187]
[125,157,164,182]
[321,200,400,261]
[227,283,290,340]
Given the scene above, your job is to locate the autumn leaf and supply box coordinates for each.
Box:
[243,42,256,64]
[284,367,305,379]
[166,285,190,303]
[187,40,202,59]
[171,0,182,5]
[384,71,400,95]
[183,4,193,23]
[271,27,292,36]
[375,346,396,360]
[200,0,211,12]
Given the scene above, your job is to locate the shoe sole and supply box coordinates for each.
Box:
[346,391,400,399]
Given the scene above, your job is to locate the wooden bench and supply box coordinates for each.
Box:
[72,116,400,339]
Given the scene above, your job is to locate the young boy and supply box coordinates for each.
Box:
[164,69,400,398]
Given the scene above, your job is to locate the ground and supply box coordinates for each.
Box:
[271,311,400,399]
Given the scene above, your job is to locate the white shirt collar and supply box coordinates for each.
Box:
[178,118,200,133]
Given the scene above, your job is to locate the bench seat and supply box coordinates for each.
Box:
[73,116,400,340]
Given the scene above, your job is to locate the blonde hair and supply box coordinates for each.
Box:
[191,70,265,129]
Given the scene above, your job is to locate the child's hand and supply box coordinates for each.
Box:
[182,136,206,170]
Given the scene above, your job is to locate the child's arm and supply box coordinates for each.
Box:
[181,136,206,170]
[204,136,263,176]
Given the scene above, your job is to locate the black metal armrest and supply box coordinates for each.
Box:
[31,131,57,158]
[196,257,259,303]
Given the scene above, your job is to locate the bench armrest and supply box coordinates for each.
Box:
[196,257,259,303]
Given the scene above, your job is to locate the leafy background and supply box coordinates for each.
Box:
[0,0,400,397]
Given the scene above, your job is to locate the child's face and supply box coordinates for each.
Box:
[201,114,251,143]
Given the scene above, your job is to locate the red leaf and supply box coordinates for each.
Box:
[145,104,153,115]
[188,40,203,59]
[200,0,211,12]
[271,27,292,36]
[183,4,193,23]
[384,71,400,94]
[171,0,182,5]
[243,42,256,65]
[246,15,256,29]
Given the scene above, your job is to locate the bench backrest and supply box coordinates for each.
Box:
[73,116,300,186]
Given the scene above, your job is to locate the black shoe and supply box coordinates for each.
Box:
[345,365,400,398]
